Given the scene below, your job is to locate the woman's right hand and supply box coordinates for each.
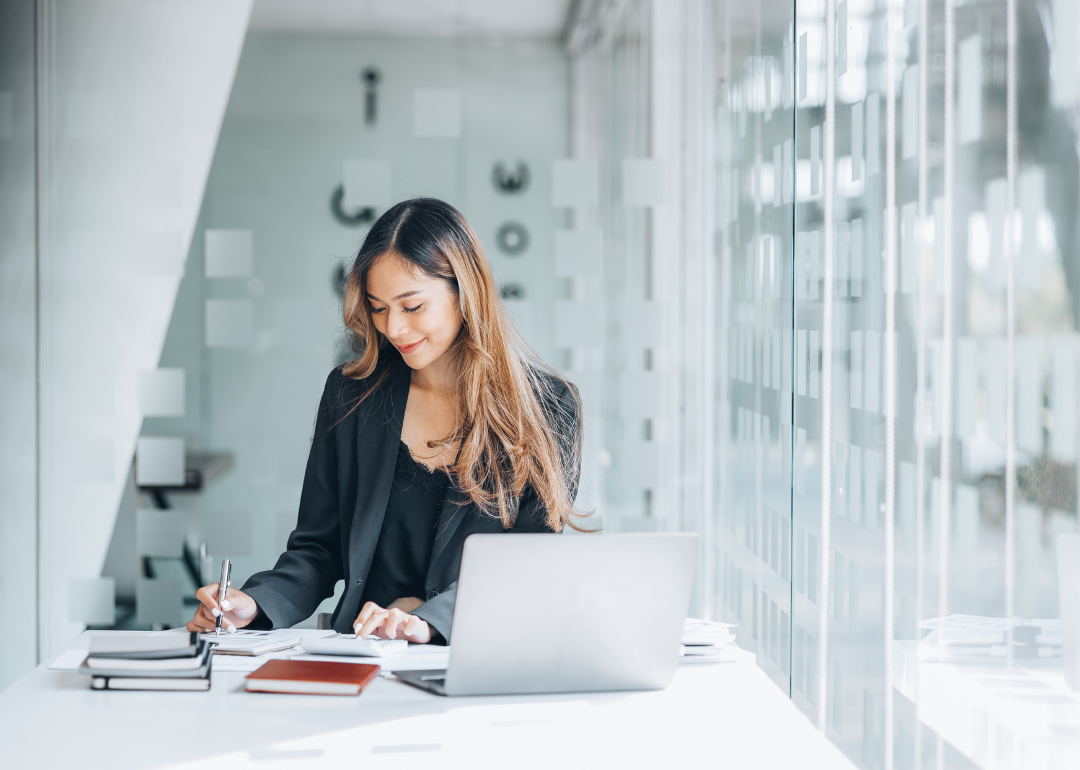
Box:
[186,584,259,633]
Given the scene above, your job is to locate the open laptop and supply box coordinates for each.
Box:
[396,532,698,696]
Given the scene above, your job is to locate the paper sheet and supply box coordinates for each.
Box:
[48,650,89,671]
[209,649,303,673]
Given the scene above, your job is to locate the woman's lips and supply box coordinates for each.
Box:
[396,339,425,354]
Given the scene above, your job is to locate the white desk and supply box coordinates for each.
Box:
[1,632,857,769]
[895,642,1080,769]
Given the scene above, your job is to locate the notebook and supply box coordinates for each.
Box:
[88,631,201,659]
[201,632,301,656]
[85,640,208,670]
[81,644,212,678]
[91,676,210,691]
[245,659,380,696]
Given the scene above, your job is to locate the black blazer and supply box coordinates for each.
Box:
[241,354,581,642]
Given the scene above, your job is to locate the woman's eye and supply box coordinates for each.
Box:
[403,305,423,314]
[370,306,386,314]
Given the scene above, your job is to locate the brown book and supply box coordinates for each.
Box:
[244,659,380,696]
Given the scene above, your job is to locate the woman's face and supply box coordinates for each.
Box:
[365,253,463,372]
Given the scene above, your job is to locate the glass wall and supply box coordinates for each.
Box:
[571,0,1080,766]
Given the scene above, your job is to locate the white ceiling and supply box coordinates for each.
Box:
[249,0,574,38]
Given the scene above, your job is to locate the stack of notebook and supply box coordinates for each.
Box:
[80,631,212,691]
[680,618,737,660]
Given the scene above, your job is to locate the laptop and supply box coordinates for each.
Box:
[396,532,698,696]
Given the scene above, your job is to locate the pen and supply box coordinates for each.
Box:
[215,558,232,637]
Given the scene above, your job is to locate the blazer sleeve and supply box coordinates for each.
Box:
[241,370,347,628]
[412,380,583,643]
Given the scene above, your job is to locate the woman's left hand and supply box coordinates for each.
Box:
[353,599,432,643]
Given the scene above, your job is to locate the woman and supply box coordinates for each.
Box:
[187,198,584,643]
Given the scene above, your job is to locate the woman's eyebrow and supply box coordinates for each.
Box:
[366,290,424,302]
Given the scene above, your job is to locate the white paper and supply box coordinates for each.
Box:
[48,650,89,671]
[209,649,303,673]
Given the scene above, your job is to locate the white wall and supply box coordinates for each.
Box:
[0,0,39,691]
[33,0,252,662]
[137,33,570,614]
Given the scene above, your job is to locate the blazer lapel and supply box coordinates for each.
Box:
[345,359,410,602]
[428,483,472,575]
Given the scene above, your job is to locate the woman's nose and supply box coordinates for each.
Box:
[388,310,411,338]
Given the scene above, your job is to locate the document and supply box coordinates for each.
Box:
[209,649,303,673]
[200,628,334,656]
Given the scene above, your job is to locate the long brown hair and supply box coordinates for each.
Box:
[342,198,585,532]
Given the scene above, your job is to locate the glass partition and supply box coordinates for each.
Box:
[712,0,798,692]
[709,0,1080,765]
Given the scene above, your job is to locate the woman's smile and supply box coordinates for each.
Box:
[395,338,425,354]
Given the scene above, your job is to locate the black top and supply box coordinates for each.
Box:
[241,358,580,642]
[358,441,450,610]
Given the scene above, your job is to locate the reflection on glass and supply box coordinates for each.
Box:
[712,0,1080,766]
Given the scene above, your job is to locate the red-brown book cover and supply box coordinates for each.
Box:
[245,659,380,696]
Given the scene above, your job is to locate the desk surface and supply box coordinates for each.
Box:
[895,642,1080,769]
[1,632,857,769]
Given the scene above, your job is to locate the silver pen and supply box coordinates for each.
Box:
[214,558,232,637]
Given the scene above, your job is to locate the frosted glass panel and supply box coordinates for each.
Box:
[135,578,183,626]
[204,229,253,278]
[68,578,115,624]
[552,159,599,207]
[554,229,603,278]
[136,509,184,558]
[138,368,185,418]
[412,89,461,138]
[343,159,392,209]
[554,300,603,346]
[205,299,254,348]
[622,158,665,206]
[135,437,184,486]
[204,511,253,558]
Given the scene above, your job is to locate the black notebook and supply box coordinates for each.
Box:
[91,675,210,691]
